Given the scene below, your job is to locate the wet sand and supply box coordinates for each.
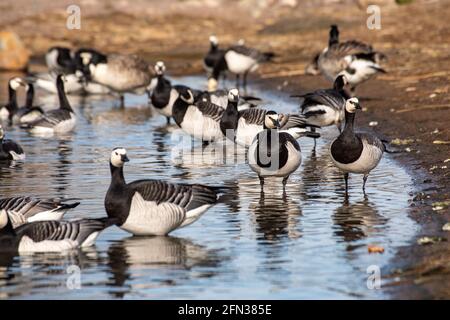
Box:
[1,0,449,298]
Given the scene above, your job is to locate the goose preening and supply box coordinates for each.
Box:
[0,125,25,161]
[23,74,76,134]
[172,88,224,144]
[105,148,222,236]
[318,25,386,93]
[46,47,76,74]
[220,89,317,147]
[150,61,199,124]
[77,49,151,107]
[0,77,28,123]
[291,75,350,146]
[0,209,111,253]
[203,35,225,76]
[248,111,320,188]
[0,196,80,228]
[198,89,261,111]
[208,44,275,91]
[330,98,385,194]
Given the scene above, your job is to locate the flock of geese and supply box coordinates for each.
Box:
[0,25,388,254]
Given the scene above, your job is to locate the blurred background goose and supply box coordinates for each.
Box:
[198,89,261,111]
[45,46,76,74]
[0,77,28,123]
[203,35,225,77]
[318,25,386,94]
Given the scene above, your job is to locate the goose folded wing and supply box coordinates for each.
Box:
[30,110,72,127]
[301,89,345,111]
[0,197,57,220]
[194,101,224,121]
[129,180,218,212]
[327,40,373,59]
[357,133,385,151]
[279,113,310,129]
[239,108,266,125]
[1,140,24,155]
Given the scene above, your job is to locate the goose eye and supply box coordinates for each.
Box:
[115,152,118,156]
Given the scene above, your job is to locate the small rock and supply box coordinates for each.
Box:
[369,121,378,127]
[444,159,450,163]
[432,128,439,134]
[405,87,416,92]
[443,223,450,231]
[433,140,450,145]
[362,107,368,112]
[0,31,29,70]
[405,147,412,152]
[429,93,437,98]
[391,138,414,145]
[390,108,395,112]
[417,236,446,245]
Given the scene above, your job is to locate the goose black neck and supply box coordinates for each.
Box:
[57,78,73,112]
[7,84,18,111]
[25,84,34,108]
[210,43,218,51]
[212,55,227,80]
[110,162,126,186]
[0,213,15,236]
[343,110,356,134]
[329,26,339,47]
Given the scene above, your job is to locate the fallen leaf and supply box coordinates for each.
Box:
[368,245,385,254]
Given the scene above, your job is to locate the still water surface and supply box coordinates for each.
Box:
[0,74,417,299]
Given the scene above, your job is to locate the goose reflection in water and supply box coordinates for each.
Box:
[106,236,223,299]
[333,195,388,244]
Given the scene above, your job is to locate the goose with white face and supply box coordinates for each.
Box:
[154,61,166,75]
[264,112,281,129]
[345,97,361,113]
[110,148,129,167]
[227,88,239,103]
[209,35,218,46]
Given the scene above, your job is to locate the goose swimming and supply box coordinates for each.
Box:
[0,77,28,123]
[0,196,80,228]
[0,209,112,253]
[105,148,222,236]
[0,125,25,161]
[330,98,385,194]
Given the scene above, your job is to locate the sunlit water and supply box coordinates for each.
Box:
[0,74,418,299]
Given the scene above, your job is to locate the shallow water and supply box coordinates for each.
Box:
[0,74,418,299]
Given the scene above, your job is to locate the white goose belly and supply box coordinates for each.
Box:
[331,140,383,174]
[303,105,343,127]
[180,106,223,142]
[341,59,379,86]
[248,140,302,177]
[235,120,263,147]
[154,89,179,118]
[225,51,257,75]
[120,193,186,236]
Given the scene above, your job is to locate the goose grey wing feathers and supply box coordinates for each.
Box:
[27,110,72,128]
[129,180,218,212]
[356,133,385,151]
[239,108,267,125]
[0,197,79,220]
[325,40,373,59]
[194,100,224,121]
[300,89,346,112]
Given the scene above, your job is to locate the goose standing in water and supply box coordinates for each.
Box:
[150,61,199,124]
[330,98,385,195]
[172,88,224,144]
[0,125,25,161]
[208,44,275,91]
[0,209,112,253]
[15,82,45,125]
[0,196,79,228]
[77,49,151,107]
[0,77,28,123]
[318,25,386,94]
[291,75,350,147]
[198,89,261,111]
[23,74,76,134]
[105,148,221,236]
[220,89,317,147]
[248,111,320,188]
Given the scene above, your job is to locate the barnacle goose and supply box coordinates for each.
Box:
[208,44,275,91]
[305,53,321,75]
[172,88,225,144]
[248,111,320,188]
[0,196,80,228]
[77,49,151,107]
[0,125,25,161]
[23,74,77,134]
[14,82,45,125]
[150,61,200,124]
[29,71,84,94]
[0,77,28,122]
[318,25,386,93]
[46,47,76,74]
[0,209,112,253]
[220,89,317,147]
[105,148,221,236]
[198,89,261,111]
[291,75,350,146]
[203,35,225,76]
[330,98,385,194]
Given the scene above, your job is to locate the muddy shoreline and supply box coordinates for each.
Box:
[1,0,449,298]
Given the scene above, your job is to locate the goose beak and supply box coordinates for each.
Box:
[355,102,362,110]
[272,119,281,128]
[121,154,130,162]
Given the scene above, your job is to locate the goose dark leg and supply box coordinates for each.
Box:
[259,176,264,189]
[119,95,125,108]
[282,175,289,189]
[344,172,349,196]
[362,174,369,194]
[243,71,248,90]
[166,117,171,125]
[235,74,240,88]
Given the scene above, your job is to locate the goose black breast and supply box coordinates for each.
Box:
[151,78,171,109]
[331,134,363,164]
